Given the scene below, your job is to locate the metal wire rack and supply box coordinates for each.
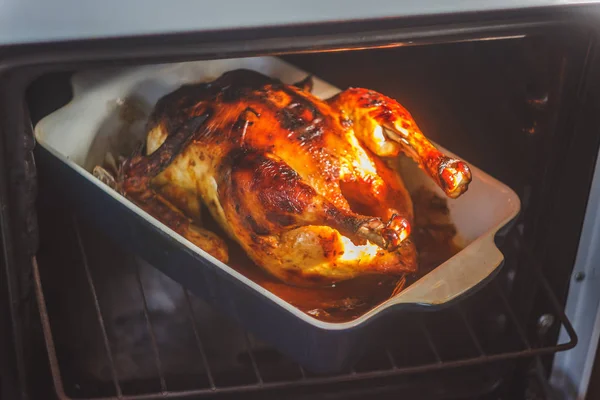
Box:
[32,214,577,400]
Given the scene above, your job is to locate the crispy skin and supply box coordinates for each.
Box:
[120,69,469,286]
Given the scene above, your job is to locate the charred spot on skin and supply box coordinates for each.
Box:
[324,206,341,220]
[282,86,320,115]
[245,215,269,235]
[276,88,326,141]
[374,108,394,124]
[224,146,252,167]
[220,85,245,102]
[356,90,383,108]
[142,112,212,178]
[319,233,340,259]
[232,115,248,132]
[250,233,261,244]
[364,97,383,108]
[266,212,295,227]
[277,108,305,131]
[208,70,276,103]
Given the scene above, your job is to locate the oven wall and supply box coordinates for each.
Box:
[551,39,600,397]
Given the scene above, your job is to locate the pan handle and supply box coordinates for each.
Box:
[389,234,505,307]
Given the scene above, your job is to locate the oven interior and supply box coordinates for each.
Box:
[4,20,600,399]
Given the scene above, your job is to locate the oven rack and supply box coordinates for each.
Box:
[32,214,577,400]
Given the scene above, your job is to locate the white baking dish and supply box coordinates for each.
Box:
[34,56,520,372]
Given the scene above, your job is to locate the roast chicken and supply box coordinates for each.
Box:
[106,69,471,286]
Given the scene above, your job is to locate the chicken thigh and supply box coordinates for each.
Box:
[116,69,471,286]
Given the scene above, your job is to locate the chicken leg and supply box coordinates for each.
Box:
[329,88,472,198]
[218,150,410,251]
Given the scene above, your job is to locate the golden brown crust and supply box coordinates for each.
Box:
[117,69,468,286]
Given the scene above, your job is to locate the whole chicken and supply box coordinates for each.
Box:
[111,69,471,286]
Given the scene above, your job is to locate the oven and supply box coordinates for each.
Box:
[2,2,600,399]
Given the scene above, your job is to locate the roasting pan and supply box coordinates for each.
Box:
[34,56,521,373]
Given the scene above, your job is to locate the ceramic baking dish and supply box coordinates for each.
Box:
[34,56,521,373]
